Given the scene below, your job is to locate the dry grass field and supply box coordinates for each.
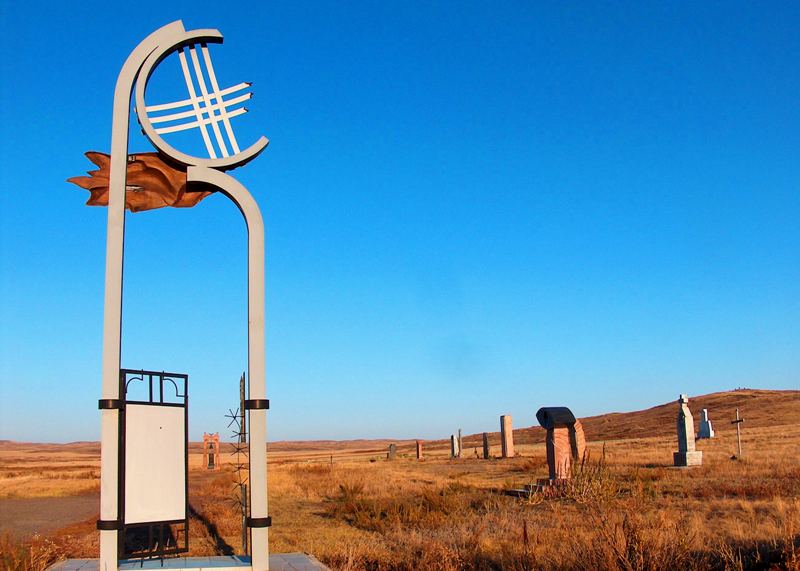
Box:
[1,389,799,571]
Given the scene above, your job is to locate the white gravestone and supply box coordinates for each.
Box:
[450,434,460,459]
[697,408,715,439]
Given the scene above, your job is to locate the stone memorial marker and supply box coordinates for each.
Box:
[450,434,460,458]
[387,443,397,460]
[536,407,586,481]
[500,415,515,458]
[697,408,715,439]
[60,21,336,570]
[482,432,490,459]
[416,440,423,460]
[673,394,703,466]
[203,432,221,470]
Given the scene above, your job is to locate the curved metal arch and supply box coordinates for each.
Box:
[101,22,270,571]
[185,166,269,570]
[134,30,269,171]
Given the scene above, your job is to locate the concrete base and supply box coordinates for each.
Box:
[49,554,329,571]
[673,451,703,467]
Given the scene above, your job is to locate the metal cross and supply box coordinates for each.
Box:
[731,408,744,458]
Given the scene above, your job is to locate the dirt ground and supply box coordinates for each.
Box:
[1,389,799,570]
[0,494,98,539]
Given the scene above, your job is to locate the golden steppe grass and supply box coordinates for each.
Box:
[2,389,799,570]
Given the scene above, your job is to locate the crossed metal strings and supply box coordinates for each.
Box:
[144,43,252,159]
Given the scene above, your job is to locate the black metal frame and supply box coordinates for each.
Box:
[118,369,189,559]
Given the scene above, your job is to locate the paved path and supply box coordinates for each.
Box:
[50,554,330,570]
[0,493,98,538]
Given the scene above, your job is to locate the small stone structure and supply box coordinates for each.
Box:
[482,432,490,459]
[697,408,715,439]
[450,434,460,458]
[416,440,423,460]
[387,443,397,460]
[203,432,221,471]
[673,394,703,466]
[500,415,514,458]
[536,407,585,481]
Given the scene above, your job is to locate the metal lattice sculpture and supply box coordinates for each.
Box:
[141,44,254,160]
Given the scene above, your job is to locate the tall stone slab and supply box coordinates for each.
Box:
[482,432,490,459]
[673,394,703,466]
[416,440,423,460]
[697,408,715,439]
[450,434,460,459]
[500,415,514,458]
[387,443,397,460]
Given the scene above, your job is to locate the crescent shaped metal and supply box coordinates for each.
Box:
[134,28,269,171]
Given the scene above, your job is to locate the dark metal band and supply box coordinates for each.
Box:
[246,516,272,528]
[96,519,122,530]
[98,399,123,410]
[245,399,269,410]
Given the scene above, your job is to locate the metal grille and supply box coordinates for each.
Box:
[118,369,189,559]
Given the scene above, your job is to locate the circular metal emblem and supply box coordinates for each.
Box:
[135,28,268,171]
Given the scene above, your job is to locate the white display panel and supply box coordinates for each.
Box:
[124,404,185,524]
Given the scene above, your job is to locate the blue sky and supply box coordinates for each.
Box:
[0,2,798,442]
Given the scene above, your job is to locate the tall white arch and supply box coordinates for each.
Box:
[99,20,270,571]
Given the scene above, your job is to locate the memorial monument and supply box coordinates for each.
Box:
[203,432,221,470]
[61,20,332,571]
[673,394,703,467]
[450,434,460,458]
[536,407,586,481]
[697,408,715,439]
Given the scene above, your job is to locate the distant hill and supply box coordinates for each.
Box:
[468,388,800,449]
[2,389,796,454]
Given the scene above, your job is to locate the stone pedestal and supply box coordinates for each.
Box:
[542,416,585,480]
[546,427,570,479]
[673,451,703,466]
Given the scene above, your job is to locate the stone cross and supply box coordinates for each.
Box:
[731,408,744,458]
[482,432,490,459]
[697,408,715,439]
[416,440,423,460]
[500,415,515,458]
[673,394,702,466]
[387,443,397,460]
[450,434,460,458]
[535,407,585,481]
